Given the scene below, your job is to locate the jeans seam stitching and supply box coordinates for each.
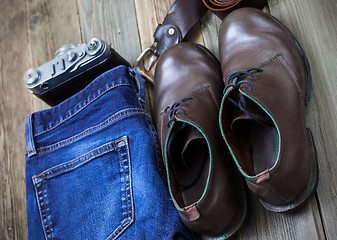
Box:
[42,180,54,240]
[135,97,164,177]
[37,108,141,151]
[33,138,133,239]
[33,143,116,180]
[144,116,164,178]
[118,141,130,220]
[109,221,130,240]
[35,109,145,155]
[109,139,133,240]
[34,83,133,137]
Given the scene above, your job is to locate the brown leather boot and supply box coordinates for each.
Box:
[154,42,247,237]
[218,8,318,212]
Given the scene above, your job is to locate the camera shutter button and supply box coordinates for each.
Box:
[86,38,103,56]
[67,51,76,62]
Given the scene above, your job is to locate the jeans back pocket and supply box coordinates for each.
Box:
[32,136,134,240]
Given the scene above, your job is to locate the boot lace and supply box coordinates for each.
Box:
[167,96,193,127]
[224,67,273,127]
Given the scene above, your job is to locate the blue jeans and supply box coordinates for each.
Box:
[25,66,193,240]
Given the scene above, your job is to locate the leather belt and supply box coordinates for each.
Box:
[135,0,266,81]
[203,0,243,12]
[204,0,267,19]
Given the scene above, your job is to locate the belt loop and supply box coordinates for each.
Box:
[25,114,37,157]
[128,68,146,104]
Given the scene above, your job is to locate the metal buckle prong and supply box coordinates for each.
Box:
[135,47,158,72]
[134,47,158,84]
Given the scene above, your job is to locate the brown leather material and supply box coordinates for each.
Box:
[184,204,200,221]
[151,0,208,56]
[256,169,270,184]
[203,0,242,11]
[203,0,266,19]
[218,8,318,211]
[151,0,267,57]
[154,42,247,236]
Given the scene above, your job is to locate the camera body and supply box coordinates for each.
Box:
[23,38,130,106]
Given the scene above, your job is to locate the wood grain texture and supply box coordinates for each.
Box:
[0,0,81,239]
[26,0,82,111]
[203,197,325,240]
[133,0,159,118]
[268,1,337,239]
[134,0,158,50]
[200,11,222,58]
[78,0,142,64]
[231,195,325,240]
[77,0,158,117]
[0,0,31,239]
[1,0,337,239]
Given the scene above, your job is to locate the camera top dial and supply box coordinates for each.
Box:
[55,44,77,57]
[23,38,110,95]
[85,38,104,56]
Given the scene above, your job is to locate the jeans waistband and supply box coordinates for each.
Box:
[25,66,146,157]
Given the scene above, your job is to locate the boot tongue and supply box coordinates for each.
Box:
[231,100,274,132]
[181,130,204,163]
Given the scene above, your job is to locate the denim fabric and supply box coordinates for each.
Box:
[25,66,192,240]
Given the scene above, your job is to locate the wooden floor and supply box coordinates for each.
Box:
[0,0,336,239]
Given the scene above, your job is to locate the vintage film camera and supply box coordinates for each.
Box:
[23,38,130,106]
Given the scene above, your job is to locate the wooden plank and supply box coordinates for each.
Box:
[20,0,81,236]
[0,1,32,239]
[230,195,325,240]
[133,0,159,118]
[77,0,158,117]
[134,0,158,50]
[200,3,327,240]
[78,0,142,64]
[26,0,82,111]
[269,1,337,239]
[200,11,222,58]
[1,0,335,239]
[153,0,176,24]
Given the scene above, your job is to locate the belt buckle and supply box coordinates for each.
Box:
[134,48,158,84]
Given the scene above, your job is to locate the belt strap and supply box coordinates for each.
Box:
[135,0,266,80]
[150,0,208,57]
[203,0,243,11]
[204,0,267,19]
